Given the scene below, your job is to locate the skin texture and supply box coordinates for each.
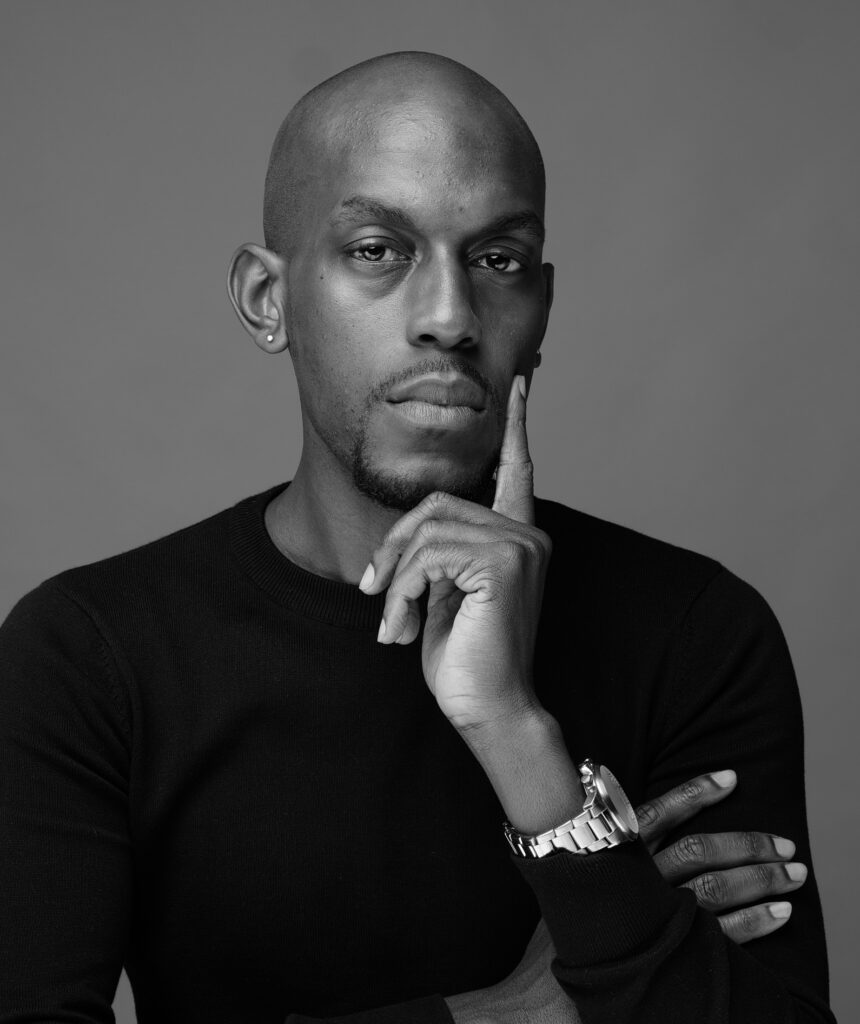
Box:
[228,52,808,1020]
[228,52,552,582]
[449,772,807,1023]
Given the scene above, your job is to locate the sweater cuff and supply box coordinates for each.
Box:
[285,993,454,1023]
[513,836,694,965]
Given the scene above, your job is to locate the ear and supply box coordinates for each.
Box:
[226,243,289,353]
[533,261,554,370]
[541,261,554,330]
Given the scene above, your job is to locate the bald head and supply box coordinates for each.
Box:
[262,51,545,257]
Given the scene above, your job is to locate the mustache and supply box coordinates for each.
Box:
[368,357,501,410]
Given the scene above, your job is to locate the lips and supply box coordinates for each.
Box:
[386,375,486,410]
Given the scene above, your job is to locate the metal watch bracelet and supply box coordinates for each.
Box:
[503,758,636,858]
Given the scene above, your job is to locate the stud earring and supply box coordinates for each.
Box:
[266,307,279,343]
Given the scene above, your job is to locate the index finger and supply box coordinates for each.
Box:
[492,374,534,525]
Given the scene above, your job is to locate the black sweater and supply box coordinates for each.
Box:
[0,482,833,1023]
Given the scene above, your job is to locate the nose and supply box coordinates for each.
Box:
[406,253,481,350]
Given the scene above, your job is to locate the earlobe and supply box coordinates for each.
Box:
[226,243,290,353]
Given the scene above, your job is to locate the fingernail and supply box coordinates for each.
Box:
[769,902,792,920]
[710,770,736,789]
[517,374,527,399]
[785,862,807,882]
[376,618,386,643]
[772,836,796,859]
[358,563,375,592]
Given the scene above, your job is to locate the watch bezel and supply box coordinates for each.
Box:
[592,764,640,836]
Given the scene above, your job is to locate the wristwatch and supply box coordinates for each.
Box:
[503,758,639,858]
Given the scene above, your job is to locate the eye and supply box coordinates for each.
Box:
[346,241,409,264]
[473,252,525,273]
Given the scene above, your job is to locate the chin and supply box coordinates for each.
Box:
[351,452,498,512]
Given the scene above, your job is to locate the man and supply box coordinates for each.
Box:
[0,52,832,1023]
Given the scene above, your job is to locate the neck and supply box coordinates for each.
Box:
[265,451,402,584]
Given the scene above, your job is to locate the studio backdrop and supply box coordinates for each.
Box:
[1,3,857,1021]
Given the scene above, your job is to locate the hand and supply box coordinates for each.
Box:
[446,769,808,1022]
[360,374,551,733]
[635,770,808,943]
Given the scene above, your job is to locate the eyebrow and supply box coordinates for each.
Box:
[332,195,545,242]
[333,195,418,232]
[479,210,545,242]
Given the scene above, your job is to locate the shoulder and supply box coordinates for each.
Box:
[535,496,727,632]
[533,497,783,660]
[11,490,247,638]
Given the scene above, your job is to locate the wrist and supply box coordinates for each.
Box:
[459,705,585,836]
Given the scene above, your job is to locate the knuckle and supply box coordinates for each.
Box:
[677,833,706,865]
[537,529,552,558]
[751,863,776,894]
[694,871,726,908]
[504,453,533,476]
[636,800,659,831]
[517,539,541,568]
[500,540,527,569]
[742,831,764,859]
[427,490,452,513]
[415,519,439,543]
[738,907,759,936]
[415,541,443,566]
[681,779,705,804]
[516,532,552,570]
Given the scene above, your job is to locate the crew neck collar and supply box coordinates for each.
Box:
[228,480,387,631]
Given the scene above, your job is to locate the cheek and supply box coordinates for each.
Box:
[478,286,547,363]
[295,264,408,370]
[287,271,393,427]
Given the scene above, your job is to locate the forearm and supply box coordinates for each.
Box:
[284,995,454,1024]
[287,710,584,1024]
[518,843,833,1022]
[458,705,584,836]
[476,571,835,1023]
[446,980,576,1024]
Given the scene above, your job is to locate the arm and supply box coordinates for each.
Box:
[359,378,833,1023]
[0,581,132,1023]
[288,768,810,1024]
[445,767,813,1024]
[508,570,833,1023]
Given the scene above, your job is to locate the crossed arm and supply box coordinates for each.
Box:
[349,376,832,1023]
[0,375,831,1021]
[446,770,809,1024]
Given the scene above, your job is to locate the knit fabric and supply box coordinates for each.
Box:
[0,482,833,1022]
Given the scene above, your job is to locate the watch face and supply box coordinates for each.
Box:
[595,765,640,835]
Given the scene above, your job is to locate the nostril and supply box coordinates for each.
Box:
[416,333,476,347]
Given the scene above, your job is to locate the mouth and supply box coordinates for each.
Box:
[385,374,487,411]
[387,399,484,428]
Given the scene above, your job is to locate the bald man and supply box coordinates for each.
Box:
[0,53,833,1024]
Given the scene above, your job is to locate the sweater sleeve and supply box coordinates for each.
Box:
[515,568,835,1023]
[285,995,455,1024]
[0,580,133,1023]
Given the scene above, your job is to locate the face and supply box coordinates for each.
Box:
[283,101,553,510]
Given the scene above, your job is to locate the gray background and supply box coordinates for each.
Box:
[1,2,857,1020]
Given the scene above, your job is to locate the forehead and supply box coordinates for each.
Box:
[309,100,542,235]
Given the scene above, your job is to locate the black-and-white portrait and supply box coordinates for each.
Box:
[1,4,856,1022]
